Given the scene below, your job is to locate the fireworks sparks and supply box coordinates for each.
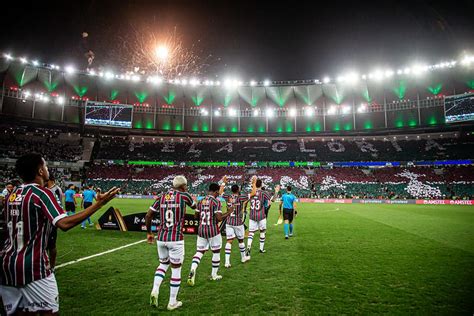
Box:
[115,25,212,80]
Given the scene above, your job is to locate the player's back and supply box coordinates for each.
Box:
[222,193,247,226]
[249,189,270,221]
[197,195,221,239]
[155,189,193,242]
[1,183,66,286]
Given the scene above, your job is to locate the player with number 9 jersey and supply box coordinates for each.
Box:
[150,189,195,242]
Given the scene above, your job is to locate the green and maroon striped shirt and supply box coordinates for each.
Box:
[196,195,222,239]
[222,193,249,226]
[249,190,271,221]
[150,190,195,242]
[1,183,67,286]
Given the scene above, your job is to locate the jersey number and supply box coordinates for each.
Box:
[165,209,174,228]
[7,221,24,249]
[250,199,261,211]
[200,211,211,226]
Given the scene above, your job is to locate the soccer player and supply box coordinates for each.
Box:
[279,186,297,239]
[1,182,14,198]
[81,185,96,228]
[245,180,280,259]
[145,176,196,311]
[64,184,76,215]
[187,183,235,286]
[0,153,119,315]
[46,174,63,270]
[221,177,257,268]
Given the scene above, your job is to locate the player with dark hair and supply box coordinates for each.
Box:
[64,184,77,215]
[146,175,197,311]
[279,186,297,239]
[0,153,119,315]
[221,176,257,268]
[187,182,235,286]
[245,179,279,259]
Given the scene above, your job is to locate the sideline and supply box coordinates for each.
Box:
[55,239,147,269]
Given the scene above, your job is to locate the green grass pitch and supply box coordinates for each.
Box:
[54,199,474,314]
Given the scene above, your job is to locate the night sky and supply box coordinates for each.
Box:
[1,0,473,81]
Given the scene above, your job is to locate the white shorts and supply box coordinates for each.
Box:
[225,225,245,240]
[0,274,59,315]
[249,218,267,232]
[157,240,185,265]
[197,234,222,251]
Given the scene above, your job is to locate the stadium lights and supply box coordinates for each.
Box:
[214,109,221,116]
[305,107,314,116]
[104,72,114,80]
[253,109,259,116]
[57,96,65,105]
[132,75,140,82]
[42,96,50,103]
[342,105,351,114]
[200,108,208,116]
[32,60,39,66]
[181,79,188,86]
[20,57,28,64]
[289,108,297,117]
[4,53,13,60]
[357,104,366,113]
[250,80,257,86]
[23,90,31,98]
[190,78,199,86]
[403,67,411,75]
[384,69,394,78]
[266,108,274,117]
[228,108,237,116]
[263,80,271,87]
[65,65,75,74]
[88,69,96,76]
[323,77,331,84]
[345,72,359,84]
[461,55,474,66]
[327,106,336,115]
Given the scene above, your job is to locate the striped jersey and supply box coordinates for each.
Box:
[48,185,63,205]
[150,190,195,242]
[249,190,271,221]
[1,183,67,286]
[222,193,249,226]
[196,195,222,239]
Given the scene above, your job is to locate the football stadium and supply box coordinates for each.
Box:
[1,2,474,315]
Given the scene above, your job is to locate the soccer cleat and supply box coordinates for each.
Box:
[241,256,249,263]
[225,263,231,268]
[89,223,94,227]
[187,269,196,286]
[149,292,159,307]
[289,234,293,237]
[167,301,183,311]
[210,274,223,281]
[285,236,289,239]
[260,249,266,253]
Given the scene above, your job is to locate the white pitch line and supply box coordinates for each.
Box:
[55,239,147,270]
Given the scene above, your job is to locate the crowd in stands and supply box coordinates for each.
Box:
[94,136,474,162]
[0,125,83,161]
[83,164,474,200]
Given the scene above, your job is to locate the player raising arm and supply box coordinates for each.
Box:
[187,182,235,286]
[221,176,257,267]
[245,180,280,259]
[0,153,119,315]
[145,176,196,311]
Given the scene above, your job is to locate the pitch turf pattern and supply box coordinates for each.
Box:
[55,200,474,314]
